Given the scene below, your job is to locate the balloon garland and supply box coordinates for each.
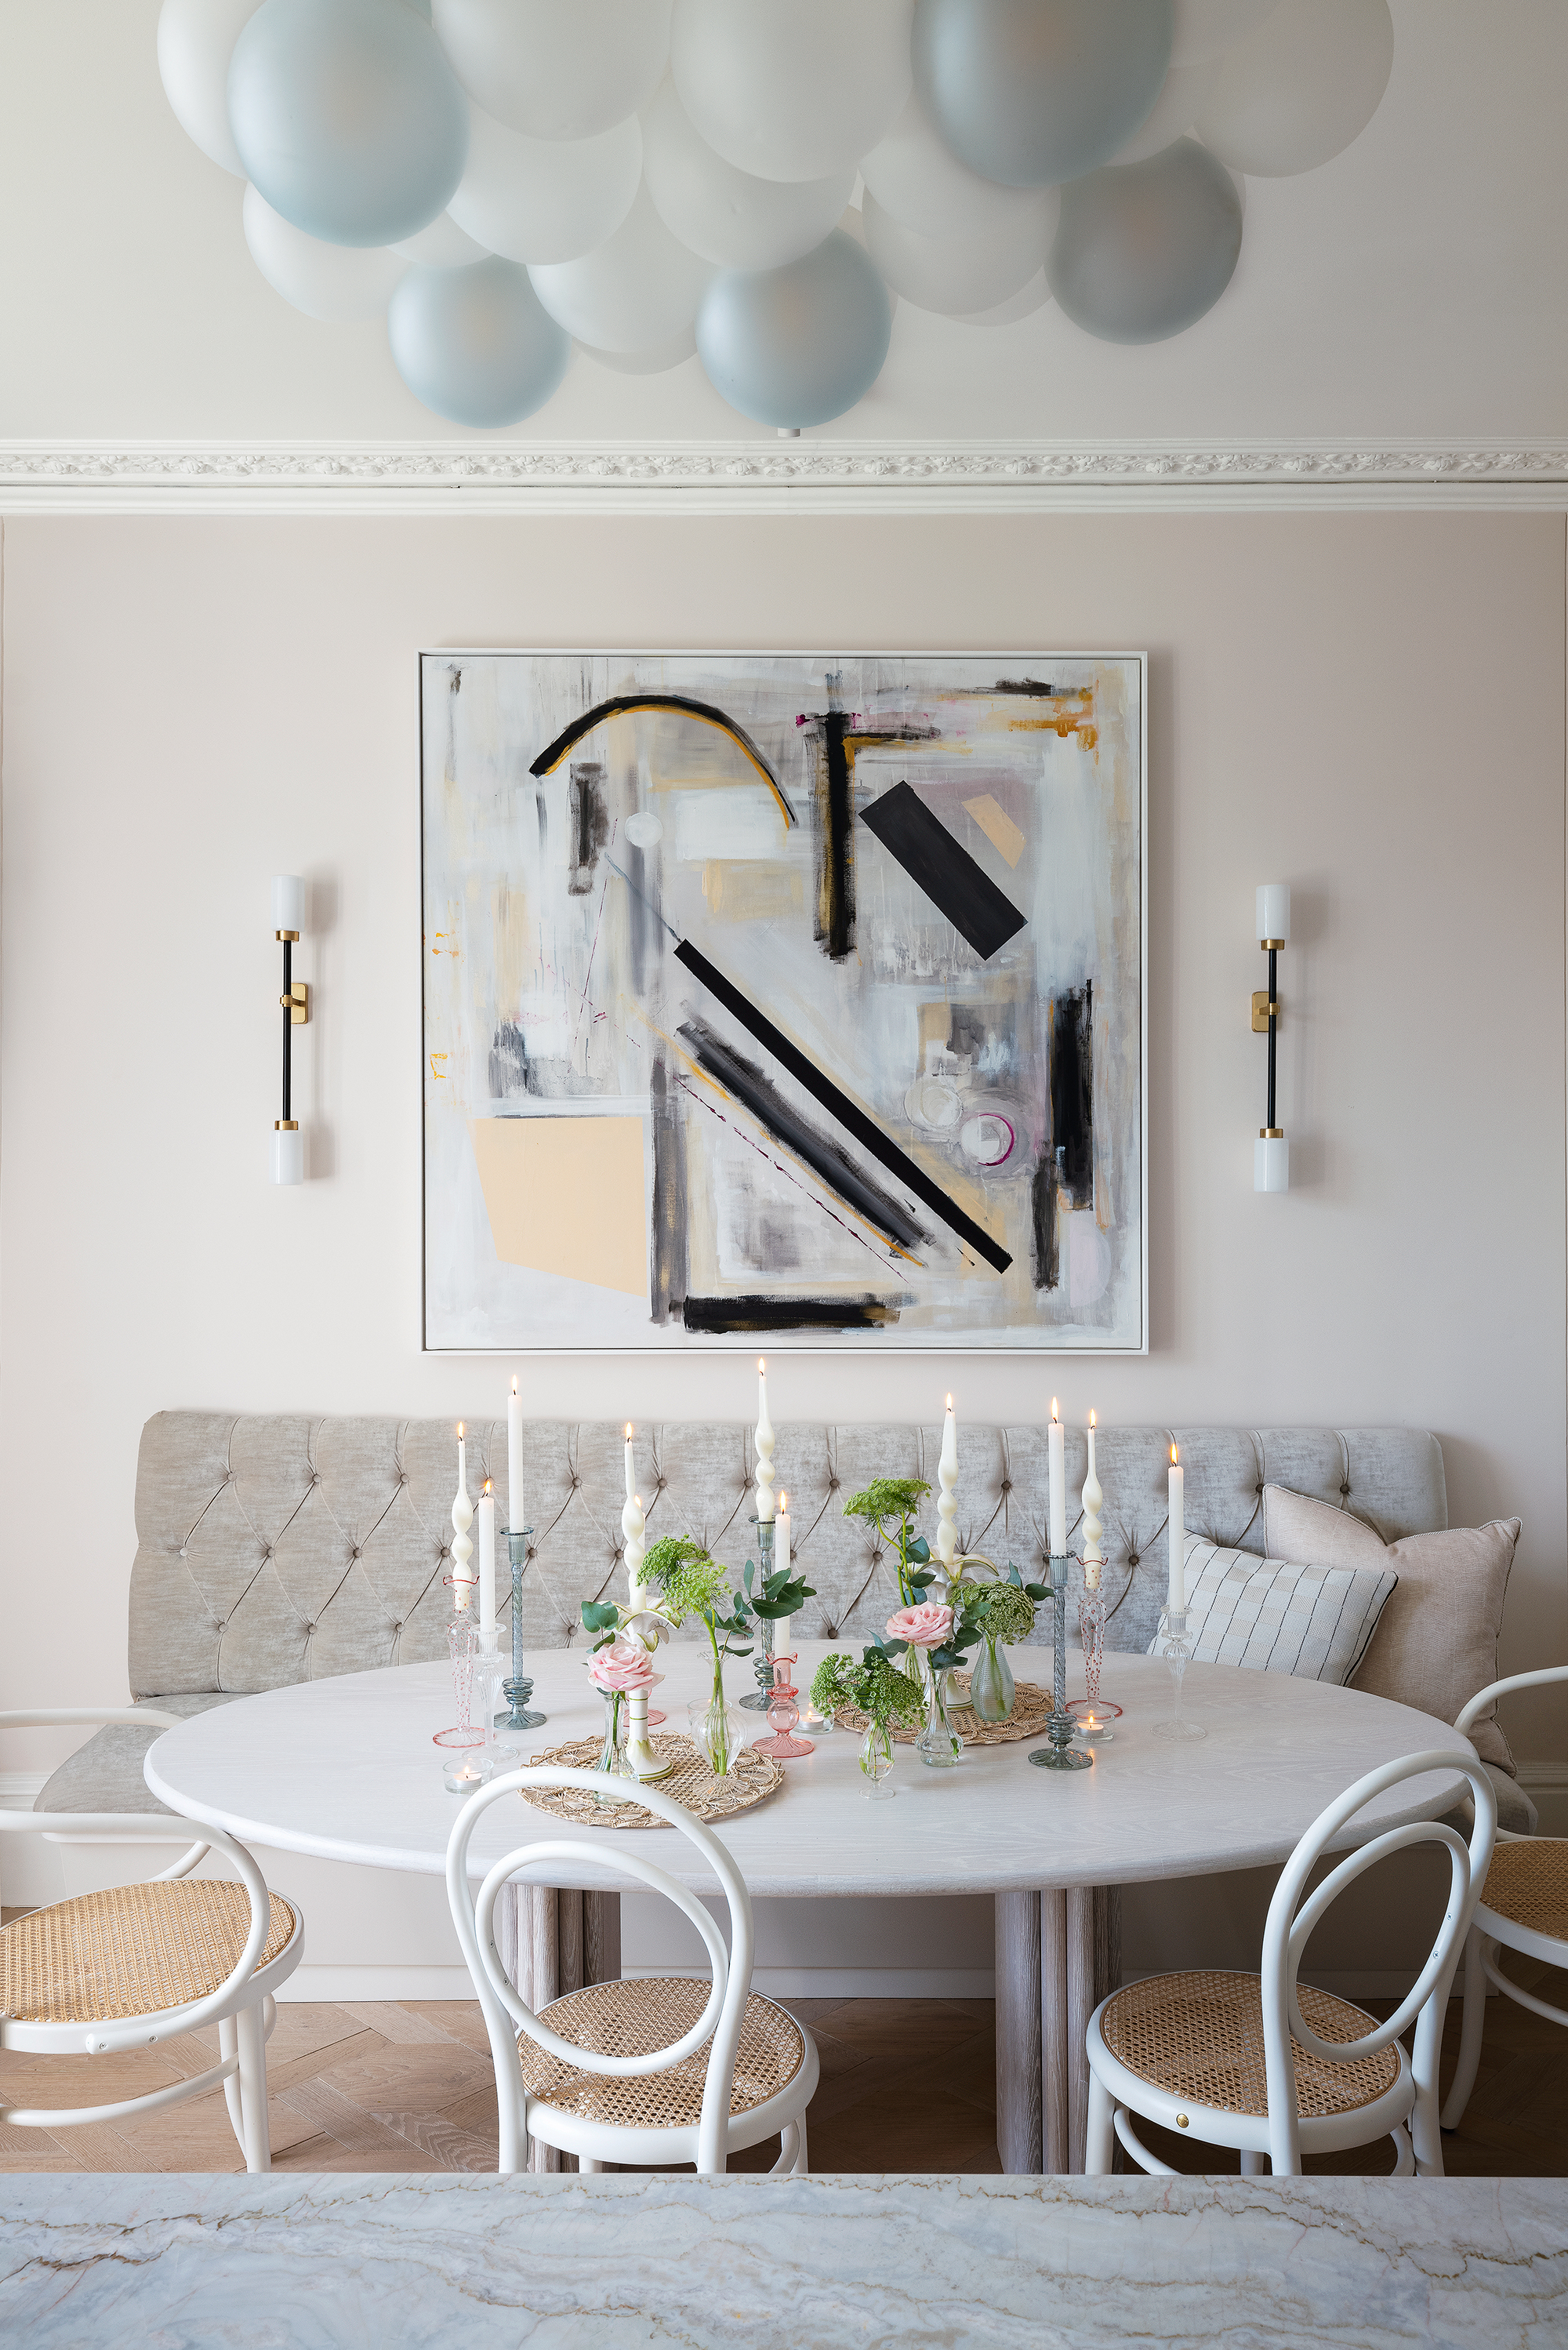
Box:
[158,0,1395,430]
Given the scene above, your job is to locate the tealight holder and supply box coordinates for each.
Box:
[1069,1700,1120,1745]
[1152,1607,1207,1742]
[739,1516,777,1712]
[1028,1553,1093,1773]
[496,1530,546,1732]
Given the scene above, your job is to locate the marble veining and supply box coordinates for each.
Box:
[2,2175,1563,2348]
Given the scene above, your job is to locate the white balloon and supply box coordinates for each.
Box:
[1197,0,1393,176]
[672,0,913,184]
[392,212,488,266]
[577,323,698,375]
[1110,64,1214,163]
[861,86,1054,242]
[433,0,671,139]
[448,102,641,265]
[1170,0,1278,68]
[862,187,1053,316]
[529,183,713,350]
[952,265,1053,327]
[642,76,851,267]
[157,0,263,176]
[243,183,407,321]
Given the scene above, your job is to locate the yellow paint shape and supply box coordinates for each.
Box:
[470,1117,647,1298]
[962,794,1026,869]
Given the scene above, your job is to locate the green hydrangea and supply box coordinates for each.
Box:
[642,1535,729,1627]
[978,1581,1036,1645]
[842,1478,929,1527]
[811,1649,924,1731]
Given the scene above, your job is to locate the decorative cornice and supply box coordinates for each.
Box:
[2,440,1566,513]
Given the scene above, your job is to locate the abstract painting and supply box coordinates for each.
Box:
[422,652,1145,1352]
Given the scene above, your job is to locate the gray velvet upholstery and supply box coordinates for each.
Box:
[42,1414,1459,1820]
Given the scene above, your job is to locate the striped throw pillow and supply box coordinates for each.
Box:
[1148,1536,1399,1684]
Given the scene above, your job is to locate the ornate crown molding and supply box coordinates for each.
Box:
[2,440,1565,512]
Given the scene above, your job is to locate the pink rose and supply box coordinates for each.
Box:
[886,1602,954,1649]
[587,1640,655,1694]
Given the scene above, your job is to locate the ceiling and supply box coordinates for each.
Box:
[0,0,1563,456]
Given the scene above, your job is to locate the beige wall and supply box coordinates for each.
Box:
[2,511,1564,1777]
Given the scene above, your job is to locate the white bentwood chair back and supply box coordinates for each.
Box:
[1258,1746,1497,2174]
[445,1764,757,2176]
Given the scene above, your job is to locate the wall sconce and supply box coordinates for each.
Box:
[271,875,308,1186]
[1253,884,1289,1193]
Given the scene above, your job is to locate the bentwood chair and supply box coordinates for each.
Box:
[1442,1666,1568,2131]
[1086,1748,1497,2177]
[446,1765,818,2174]
[0,1709,303,2171]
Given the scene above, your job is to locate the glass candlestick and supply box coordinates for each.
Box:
[739,1517,776,1710]
[496,1530,546,1731]
[1152,1606,1207,1741]
[1068,1561,1122,1742]
[1029,1555,1093,1772]
[434,1575,485,1757]
[752,1654,814,1758]
[474,1643,517,1776]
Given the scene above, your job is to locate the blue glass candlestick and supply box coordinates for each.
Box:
[496,1529,546,1731]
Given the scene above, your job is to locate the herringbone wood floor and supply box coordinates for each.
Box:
[1,1939,1563,2175]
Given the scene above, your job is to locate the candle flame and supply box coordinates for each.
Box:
[1051,1397,1059,1422]
[758,1357,766,1375]
[1089,1408,1097,1429]
[779,1491,787,1512]
[510,1376,517,1395]
[457,1422,464,1439]
[625,1422,633,1440]
[946,1393,953,1410]
[1171,1442,1179,1466]
[483,1479,492,1495]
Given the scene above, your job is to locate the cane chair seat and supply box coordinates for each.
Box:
[517,1975,807,2130]
[0,1881,297,2026]
[1098,1971,1401,2121]
[1478,1840,1568,1942]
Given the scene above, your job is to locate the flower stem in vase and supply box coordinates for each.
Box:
[968,1631,1015,1725]
[859,1716,895,1798]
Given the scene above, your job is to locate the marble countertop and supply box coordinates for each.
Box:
[143,1643,1472,1900]
[2,2174,1562,2348]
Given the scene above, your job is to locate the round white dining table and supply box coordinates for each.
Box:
[144,1640,1472,2176]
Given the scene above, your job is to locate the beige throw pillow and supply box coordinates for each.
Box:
[1261,1485,1519,1774]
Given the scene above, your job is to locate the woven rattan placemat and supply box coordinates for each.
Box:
[519,1733,785,1829]
[833,1673,1053,1747]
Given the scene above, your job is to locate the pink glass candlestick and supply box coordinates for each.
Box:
[751,1654,814,1759]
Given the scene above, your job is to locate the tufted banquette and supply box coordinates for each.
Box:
[38,1415,1455,1818]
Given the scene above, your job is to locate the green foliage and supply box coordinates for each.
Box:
[976,1579,1036,1646]
[842,1478,929,1526]
[579,1598,622,1651]
[643,1535,753,1659]
[810,1647,925,1731]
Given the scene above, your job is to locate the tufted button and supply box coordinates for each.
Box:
[312,1473,321,1486]
[178,1547,187,1559]
[655,1475,666,1491]
[392,1619,402,1632]
[398,1472,408,1485]
[1000,1479,1012,1494]
[828,1476,840,1491]
[1127,1551,1139,1567]
[262,1547,273,1561]
[1340,1481,1351,1495]
[824,1623,837,1640]
[350,1547,361,1560]
[214,1618,227,1631]
[570,1475,581,1490]
[439,1545,449,1559]
[1255,1484,1263,1495]
[305,1622,316,1634]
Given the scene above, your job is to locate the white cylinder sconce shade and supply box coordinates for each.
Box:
[1255,883,1290,943]
[272,1126,304,1186]
[272,874,305,932]
[1254,1134,1289,1193]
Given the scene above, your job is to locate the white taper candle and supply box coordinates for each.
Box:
[937,1394,958,1571]
[754,1357,775,1523]
[507,1376,524,1535]
[478,1480,496,1636]
[1168,1443,1185,1614]
[1048,1398,1066,1557]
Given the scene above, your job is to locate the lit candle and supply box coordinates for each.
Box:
[775,1491,791,1582]
[507,1375,524,1535]
[624,1421,635,1507]
[1168,1443,1185,1614]
[1048,1398,1065,1558]
[1081,1410,1103,1584]
[478,1478,496,1636]
[452,1423,473,1611]
[937,1395,958,1572]
[623,1423,648,1607]
[754,1357,775,1523]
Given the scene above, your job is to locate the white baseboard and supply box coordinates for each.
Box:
[1519,1762,1568,1837]
[625,1967,996,1999]
[280,1967,477,2003]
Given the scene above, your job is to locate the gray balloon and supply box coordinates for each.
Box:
[913,0,1173,188]
[1048,137,1242,344]
[696,232,892,430]
[389,259,570,427]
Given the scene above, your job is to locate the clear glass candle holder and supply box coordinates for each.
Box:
[1152,1607,1207,1742]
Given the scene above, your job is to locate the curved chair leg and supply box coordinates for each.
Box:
[793,2112,809,2174]
[235,2000,271,2174]
[1388,2122,1415,2177]
[1440,1926,1489,2131]
[1240,2148,1268,2174]
[579,2157,604,2173]
[1085,2073,1115,2176]
[218,2014,245,2158]
[1410,1992,1446,2176]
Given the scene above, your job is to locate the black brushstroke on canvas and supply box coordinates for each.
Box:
[1051,982,1094,1207]
[649,1051,688,1325]
[859,782,1028,963]
[677,1014,927,1253]
[568,761,608,895]
[817,710,857,961]
[528,693,797,825]
[673,939,1013,1275]
[682,1295,897,1335]
[1030,1157,1060,1291]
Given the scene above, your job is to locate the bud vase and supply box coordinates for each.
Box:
[593,1691,633,1806]
[692,1664,740,1777]
[858,1717,895,1799]
[916,1668,963,1767]
[968,1633,1015,1725]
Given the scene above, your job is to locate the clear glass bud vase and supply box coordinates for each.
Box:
[858,1716,895,1799]
[693,1663,740,1778]
[968,1633,1015,1725]
[593,1691,633,1806]
[916,1667,963,1767]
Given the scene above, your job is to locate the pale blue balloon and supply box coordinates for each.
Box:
[1048,138,1242,345]
[696,233,892,430]
[913,0,1172,187]
[230,0,468,248]
[389,259,570,427]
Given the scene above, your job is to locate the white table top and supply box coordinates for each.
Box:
[143,1641,1473,1900]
